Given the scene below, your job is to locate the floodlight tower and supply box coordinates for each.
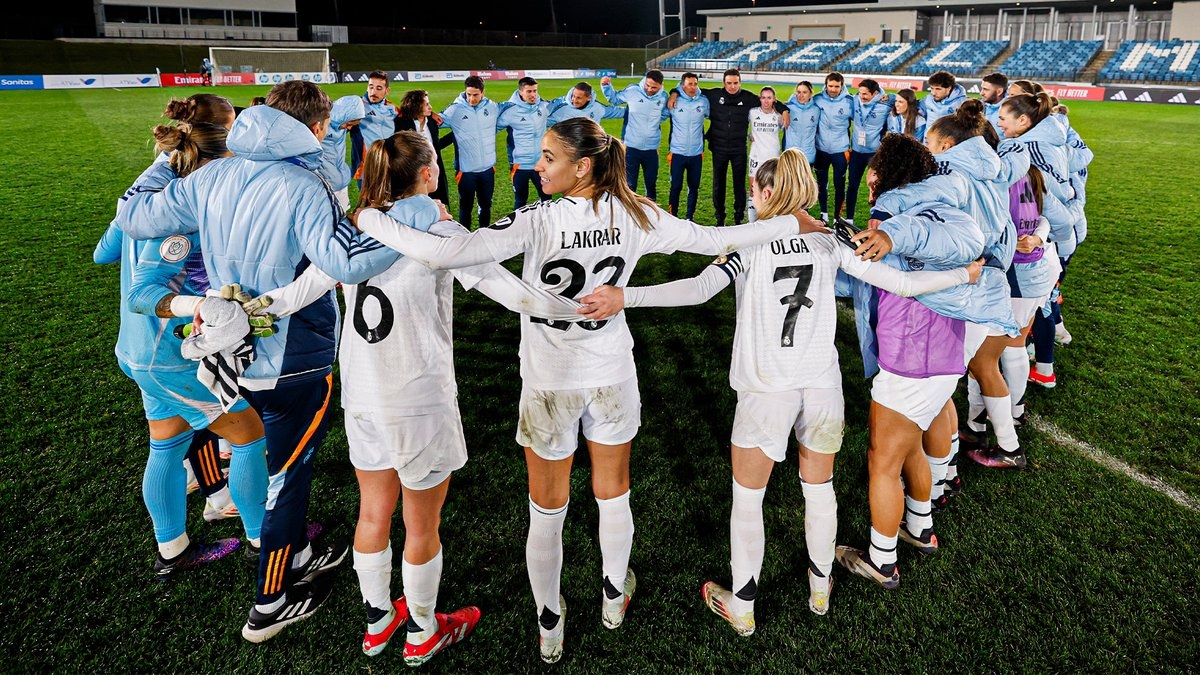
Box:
[659,0,685,36]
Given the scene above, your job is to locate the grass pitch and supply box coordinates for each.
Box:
[0,79,1198,672]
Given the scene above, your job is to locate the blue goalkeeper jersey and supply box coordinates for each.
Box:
[95,158,206,372]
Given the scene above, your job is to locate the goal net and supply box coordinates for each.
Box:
[209,47,329,75]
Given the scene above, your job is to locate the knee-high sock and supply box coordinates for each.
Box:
[527,498,567,627]
[185,429,226,497]
[945,434,960,482]
[984,396,1020,451]
[904,495,934,536]
[354,543,393,613]
[927,452,952,501]
[228,437,268,541]
[967,376,986,432]
[1002,346,1031,418]
[403,547,443,637]
[596,491,634,600]
[730,480,766,616]
[144,430,193,556]
[801,478,836,578]
[869,526,898,568]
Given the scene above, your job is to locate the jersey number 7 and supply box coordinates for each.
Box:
[774,264,814,348]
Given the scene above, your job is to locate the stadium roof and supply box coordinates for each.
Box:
[698,0,1170,15]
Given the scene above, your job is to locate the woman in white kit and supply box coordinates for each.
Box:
[747,86,785,222]
[356,117,819,663]
[576,148,979,635]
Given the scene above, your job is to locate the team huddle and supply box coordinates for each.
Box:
[98,62,1090,665]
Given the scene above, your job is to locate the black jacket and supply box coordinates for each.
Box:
[698,88,785,155]
[395,115,452,206]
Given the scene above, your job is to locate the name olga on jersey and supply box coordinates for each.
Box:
[561,227,621,249]
[771,237,810,255]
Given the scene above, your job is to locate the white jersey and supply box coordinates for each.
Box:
[623,230,970,393]
[748,107,784,165]
[339,219,583,414]
[358,196,800,390]
[339,221,479,416]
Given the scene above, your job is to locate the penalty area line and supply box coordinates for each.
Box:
[1030,416,1200,513]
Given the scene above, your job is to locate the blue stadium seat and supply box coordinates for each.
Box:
[999,40,1103,81]
[767,40,859,72]
[1098,40,1200,84]
[908,41,1007,76]
[834,41,927,74]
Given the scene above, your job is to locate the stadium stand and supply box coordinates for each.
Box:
[767,40,859,72]
[834,41,927,75]
[722,40,795,69]
[907,41,1008,76]
[1000,40,1103,81]
[1098,40,1200,83]
[660,40,742,69]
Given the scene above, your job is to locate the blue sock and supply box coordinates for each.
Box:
[229,437,268,541]
[144,431,192,545]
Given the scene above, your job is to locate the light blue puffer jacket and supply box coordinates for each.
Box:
[112,105,413,383]
[319,95,366,192]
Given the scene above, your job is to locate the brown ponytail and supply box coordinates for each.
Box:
[928,98,989,146]
[1001,92,1053,129]
[162,93,234,129]
[547,118,657,233]
[152,122,228,177]
[356,131,436,211]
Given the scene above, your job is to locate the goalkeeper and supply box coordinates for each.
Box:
[94,97,268,582]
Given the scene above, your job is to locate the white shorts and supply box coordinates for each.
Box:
[346,408,467,490]
[1011,295,1050,328]
[516,377,641,461]
[731,387,845,461]
[871,369,960,431]
[963,321,1005,367]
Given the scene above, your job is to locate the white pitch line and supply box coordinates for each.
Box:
[1031,416,1200,513]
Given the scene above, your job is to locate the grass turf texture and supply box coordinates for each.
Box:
[0,80,1197,671]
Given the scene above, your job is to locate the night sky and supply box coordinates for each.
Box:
[12,0,862,41]
[298,0,858,35]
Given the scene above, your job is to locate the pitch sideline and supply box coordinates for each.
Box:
[1030,416,1200,513]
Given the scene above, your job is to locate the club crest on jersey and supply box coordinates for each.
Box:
[561,227,621,249]
[159,235,191,263]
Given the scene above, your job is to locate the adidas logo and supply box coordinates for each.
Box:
[1168,93,1187,104]
[968,84,981,93]
[1109,90,1127,100]
[1134,92,1152,102]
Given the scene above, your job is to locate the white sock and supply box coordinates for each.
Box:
[159,532,190,560]
[291,543,312,570]
[967,376,986,432]
[946,434,960,482]
[927,452,952,501]
[1002,346,1031,418]
[403,548,443,641]
[984,395,1020,451]
[844,217,854,225]
[729,480,766,617]
[207,485,233,510]
[596,491,634,601]
[868,526,898,568]
[800,479,836,578]
[904,496,934,536]
[353,544,393,616]
[527,498,567,626]
[820,212,829,223]
[248,536,261,549]
[1035,362,1054,376]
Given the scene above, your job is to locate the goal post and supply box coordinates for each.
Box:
[209,47,330,76]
